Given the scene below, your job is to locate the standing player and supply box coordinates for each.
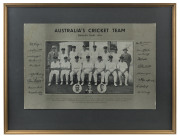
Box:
[120,48,132,72]
[48,56,60,86]
[112,48,119,63]
[101,46,110,63]
[93,56,105,85]
[60,56,70,85]
[69,46,77,63]
[47,45,58,66]
[105,55,117,86]
[58,48,68,62]
[117,56,129,86]
[91,45,98,63]
[80,45,89,62]
[81,55,94,85]
[70,56,82,85]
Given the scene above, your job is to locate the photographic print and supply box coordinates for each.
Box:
[45,41,134,94]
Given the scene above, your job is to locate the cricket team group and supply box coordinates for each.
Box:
[47,44,132,87]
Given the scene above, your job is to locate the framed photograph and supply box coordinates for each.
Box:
[4,3,176,134]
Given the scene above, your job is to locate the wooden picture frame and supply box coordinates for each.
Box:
[4,3,176,134]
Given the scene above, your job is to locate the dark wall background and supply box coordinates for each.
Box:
[7,7,172,130]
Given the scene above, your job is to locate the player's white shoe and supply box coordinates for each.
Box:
[70,81,73,85]
[60,82,63,85]
[81,82,84,86]
[94,82,97,86]
[48,83,51,86]
[125,83,128,86]
[88,82,91,85]
[66,82,68,85]
[114,83,117,87]
[56,82,58,85]
[119,83,122,86]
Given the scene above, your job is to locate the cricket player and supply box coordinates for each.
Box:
[120,48,132,72]
[117,56,129,86]
[80,45,89,62]
[48,56,60,86]
[58,48,68,62]
[69,46,77,63]
[60,56,70,85]
[47,45,58,66]
[91,45,99,63]
[70,56,82,85]
[112,48,119,63]
[101,46,110,63]
[93,56,105,85]
[105,55,118,86]
[81,55,94,85]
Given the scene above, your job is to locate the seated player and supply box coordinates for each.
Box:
[105,55,117,86]
[93,56,105,85]
[60,56,70,85]
[70,56,82,85]
[81,55,93,85]
[48,56,60,86]
[117,56,129,86]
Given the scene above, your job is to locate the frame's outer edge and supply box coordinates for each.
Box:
[4,3,8,134]
[3,3,176,7]
[3,3,176,134]
[3,130,177,134]
[171,3,176,134]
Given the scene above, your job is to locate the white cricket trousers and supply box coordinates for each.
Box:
[93,70,105,83]
[70,70,81,82]
[60,70,70,82]
[118,71,128,84]
[81,70,92,82]
[105,71,117,84]
[49,70,59,83]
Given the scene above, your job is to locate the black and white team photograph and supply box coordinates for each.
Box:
[45,41,133,94]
